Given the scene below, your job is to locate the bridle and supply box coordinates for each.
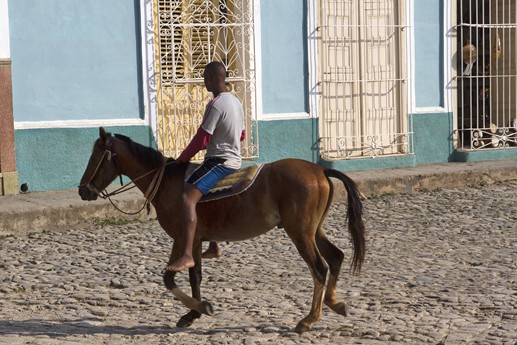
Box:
[79,134,167,215]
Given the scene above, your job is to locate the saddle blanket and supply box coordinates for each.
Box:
[185,163,264,203]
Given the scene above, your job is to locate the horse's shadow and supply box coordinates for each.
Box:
[0,319,292,337]
[0,318,196,337]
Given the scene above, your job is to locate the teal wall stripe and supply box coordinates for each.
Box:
[13,115,517,192]
[413,112,455,164]
[15,126,153,193]
[319,154,416,172]
[255,118,319,163]
[453,149,517,162]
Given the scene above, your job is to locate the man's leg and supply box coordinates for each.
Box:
[166,158,236,271]
[202,241,222,259]
[165,183,203,272]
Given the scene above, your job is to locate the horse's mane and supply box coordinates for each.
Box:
[114,134,185,177]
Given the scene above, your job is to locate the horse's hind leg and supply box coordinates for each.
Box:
[287,231,328,333]
[316,231,348,316]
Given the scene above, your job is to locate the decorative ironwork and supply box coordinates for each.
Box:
[334,132,410,158]
[468,125,517,149]
[154,0,258,159]
[142,0,159,134]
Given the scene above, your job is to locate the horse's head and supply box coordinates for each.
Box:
[78,127,121,201]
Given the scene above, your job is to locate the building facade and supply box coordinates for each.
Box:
[1,0,516,194]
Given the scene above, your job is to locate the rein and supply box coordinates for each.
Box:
[100,162,167,216]
[80,135,172,215]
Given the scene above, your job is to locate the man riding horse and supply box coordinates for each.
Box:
[78,64,365,332]
[165,61,245,272]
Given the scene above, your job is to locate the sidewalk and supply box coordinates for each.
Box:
[1,159,516,236]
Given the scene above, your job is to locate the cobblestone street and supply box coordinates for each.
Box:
[0,182,516,344]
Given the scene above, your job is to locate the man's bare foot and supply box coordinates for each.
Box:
[202,242,222,259]
[164,256,195,272]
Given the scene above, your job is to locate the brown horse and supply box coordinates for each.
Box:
[78,127,365,333]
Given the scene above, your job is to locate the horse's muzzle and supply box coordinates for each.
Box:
[78,185,99,201]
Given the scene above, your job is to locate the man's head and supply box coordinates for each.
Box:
[204,61,227,93]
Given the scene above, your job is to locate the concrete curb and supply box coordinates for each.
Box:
[328,160,516,201]
[0,188,147,236]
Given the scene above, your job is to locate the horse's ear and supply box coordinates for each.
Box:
[99,127,110,146]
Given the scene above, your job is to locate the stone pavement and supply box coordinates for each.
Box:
[0,159,516,344]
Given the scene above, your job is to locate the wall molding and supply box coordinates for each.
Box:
[413,106,451,114]
[14,118,146,130]
[261,112,312,121]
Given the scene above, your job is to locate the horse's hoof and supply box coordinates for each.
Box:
[295,321,311,333]
[176,316,194,328]
[330,302,348,316]
[199,300,214,316]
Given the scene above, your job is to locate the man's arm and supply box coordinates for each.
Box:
[177,127,212,163]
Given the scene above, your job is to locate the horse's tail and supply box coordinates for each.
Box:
[324,169,366,274]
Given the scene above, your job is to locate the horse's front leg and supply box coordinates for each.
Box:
[163,242,213,328]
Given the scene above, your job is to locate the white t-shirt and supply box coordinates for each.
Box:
[201,92,245,169]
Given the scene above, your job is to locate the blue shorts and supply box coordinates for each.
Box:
[186,157,237,195]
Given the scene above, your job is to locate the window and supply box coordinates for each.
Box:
[457,0,517,149]
[318,0,412,159]
[154,0,258,159]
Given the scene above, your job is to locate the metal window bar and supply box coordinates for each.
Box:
[319,0,413,160]
[457,0,517,150]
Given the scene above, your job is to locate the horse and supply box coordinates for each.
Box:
[78,127,365,333]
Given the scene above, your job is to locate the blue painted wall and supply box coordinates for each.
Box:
[260,0,308,114]
[414,0,444,107]
[9,0,142,121]
[8,0,517,194]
